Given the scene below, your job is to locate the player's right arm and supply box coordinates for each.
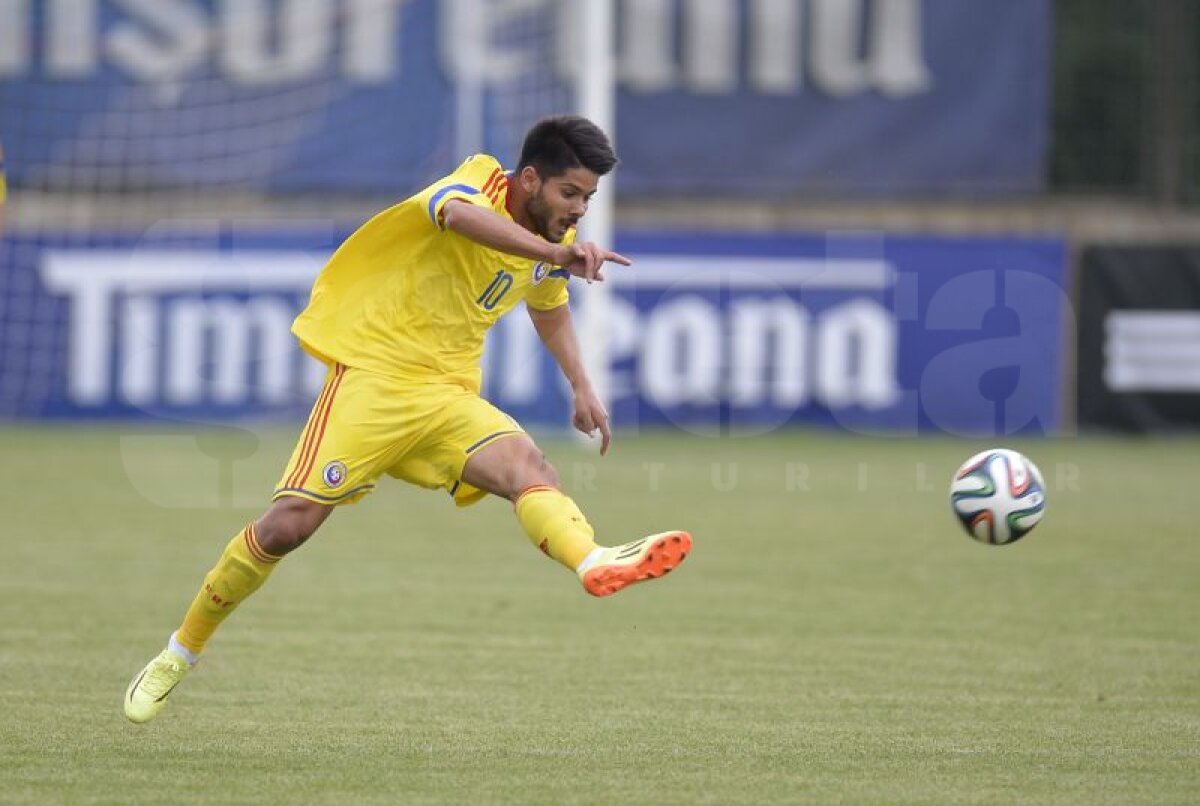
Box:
[418,154,627,280]
[443,201,627,282]
[442,199,570,266]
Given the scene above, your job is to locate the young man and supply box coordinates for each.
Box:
[124,116,692,723]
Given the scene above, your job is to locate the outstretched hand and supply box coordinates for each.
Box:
[555,241,631,283]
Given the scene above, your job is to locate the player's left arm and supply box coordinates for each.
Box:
[527,302,611,455]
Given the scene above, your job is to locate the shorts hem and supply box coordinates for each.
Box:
[272,484,376,505]
[464,429,524,455]
[447,480,489,508]
[448,429,525,507]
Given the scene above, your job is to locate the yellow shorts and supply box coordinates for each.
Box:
[273,364,525,507]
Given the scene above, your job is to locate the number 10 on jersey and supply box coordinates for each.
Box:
[476,270,514,310]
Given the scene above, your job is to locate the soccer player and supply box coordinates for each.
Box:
[124,116,692,723]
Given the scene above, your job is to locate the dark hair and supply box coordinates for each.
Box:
[517,116,617,179]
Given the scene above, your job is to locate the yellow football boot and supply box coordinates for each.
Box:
[124,648,192,724]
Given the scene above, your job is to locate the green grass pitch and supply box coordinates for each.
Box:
[1,426,1197,804]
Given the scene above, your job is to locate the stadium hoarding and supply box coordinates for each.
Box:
[0,0,1049,196]
[1077,245,1200,432]
[608,233,1069,436]
[613,0,1051,196]
[0,230,1068,436]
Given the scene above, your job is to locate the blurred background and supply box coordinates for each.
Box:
[0,0,1197,435]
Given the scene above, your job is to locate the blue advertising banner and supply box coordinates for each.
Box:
[0,230,1067,436]
[0,0,1049,196]
[615,0,1052,196]
[608,233,1068,435]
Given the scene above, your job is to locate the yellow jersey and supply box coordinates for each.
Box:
[292,154,573,392]
[0,142,7,204]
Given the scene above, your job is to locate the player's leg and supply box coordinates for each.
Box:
[460,433,599,569]
[174,496,333,657]
[124,497,331,724]
[125,364,393,723]
[459,428,692,598]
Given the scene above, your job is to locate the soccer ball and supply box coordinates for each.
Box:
[950,449,1046,545]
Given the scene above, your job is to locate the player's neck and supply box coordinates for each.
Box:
[505,179,536,235]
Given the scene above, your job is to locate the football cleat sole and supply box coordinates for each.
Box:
[581,530,692,597]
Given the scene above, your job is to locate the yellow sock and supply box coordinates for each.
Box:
[514,486,598,571]
[176,523,281,655]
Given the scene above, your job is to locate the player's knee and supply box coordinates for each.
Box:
[256,498,329,555]
[538,455,560,489]
[256,515,314,555]
[520,448,559,491]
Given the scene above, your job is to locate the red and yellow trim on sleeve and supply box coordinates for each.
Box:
[480,167,503,199]
[483,170,509,207]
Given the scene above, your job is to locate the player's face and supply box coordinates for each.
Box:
[525,166,599,243]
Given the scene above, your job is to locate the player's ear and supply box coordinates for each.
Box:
[518,165,541,193]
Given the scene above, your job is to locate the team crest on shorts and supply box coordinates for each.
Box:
[532,262,549,286]
[322,460,348,488]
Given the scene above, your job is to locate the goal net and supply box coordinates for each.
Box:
[0,0,611,423]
